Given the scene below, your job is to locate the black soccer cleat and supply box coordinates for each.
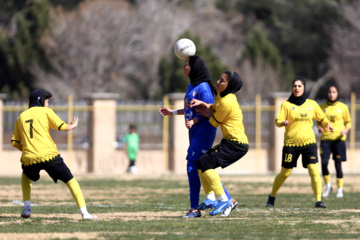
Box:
[266,195,276,208]
[315,201,327,208]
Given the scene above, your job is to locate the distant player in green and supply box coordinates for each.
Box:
[123,124,140,173]
[266,78,334,208]
[11,89,97,219]
[318,85,351,198]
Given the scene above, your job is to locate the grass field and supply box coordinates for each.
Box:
[1,173,360,240]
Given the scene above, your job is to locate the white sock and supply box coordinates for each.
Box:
[207,192,216,201]
[337,188,343,193]
[24,200,31,207]
[80,206,89,215]
[218,193,228,202]
[327,182,332,188]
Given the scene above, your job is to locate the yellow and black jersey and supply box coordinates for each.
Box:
[319,101,351,141]
[276,99,329,147]
[210,93,248,144]
[11,107,67,166]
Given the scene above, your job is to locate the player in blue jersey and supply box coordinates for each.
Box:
[159,56,236,218]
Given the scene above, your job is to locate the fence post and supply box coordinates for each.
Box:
[67,94,73,168]
[349,92,356,173]
[87,93,119,173]
[268,92,289,173]
[0,94,6,151]
[162,95,170,173]
[167,93,187,174]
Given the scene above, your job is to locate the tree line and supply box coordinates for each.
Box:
[0,0,359,101]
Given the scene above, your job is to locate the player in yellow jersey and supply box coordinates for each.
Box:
[190,70,248,216]
[318,86,351,198]
[266,78,334,208]
[11,89,97,219]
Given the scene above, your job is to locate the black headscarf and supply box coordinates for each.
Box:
[220,71,243,97]
[29,89,52,108]
[188,56,217,96]
[288,77,307,106]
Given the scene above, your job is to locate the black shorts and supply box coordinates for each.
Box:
[320,140,346,162]
[281,144,318,169]
[197,139,249,172]
[22,155,73,184]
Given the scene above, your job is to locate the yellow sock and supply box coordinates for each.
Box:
[323,175,331,185]
[66,178,86,208]
[21,173,32,201]
[270,167,292,197]
[337,178,344,189]
[198,170,213,195]
[308,163,322,202]
[202,169,224,197]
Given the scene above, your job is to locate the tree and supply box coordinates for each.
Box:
[239,27,294,99]
[328,1,360,97]
[0,0,50,100]
[217,0,342,80]
[30,0,246,100]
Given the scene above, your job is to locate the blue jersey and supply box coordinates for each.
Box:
[184,82,217,161]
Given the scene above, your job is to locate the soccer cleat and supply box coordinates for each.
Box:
[182,209,201,218]
[266,195,275,208]
[315,201,327,208]
[21,206,31,218]
[336,189,343,198]
[322,186,332,198]
[82,213,98,219]
[221,198,238,217]
[209,199,232,216]
[195,198,217,210]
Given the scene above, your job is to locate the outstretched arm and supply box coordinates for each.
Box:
[159,105,184,116]
[66,117,78,131]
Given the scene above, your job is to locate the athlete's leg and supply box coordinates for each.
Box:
[202,169,226,200]
[335,161,344,197]
[307,163,322,202]
[270,167,293,197]
[198,170,213,195]
[66,177,86,208]
[187,160,201,209]
[21,173,32,218]
[21,172,32,202]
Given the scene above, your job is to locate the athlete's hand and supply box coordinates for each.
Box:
[159,105,173,116]
[185,119,194,129]
[70,117,78,126]
[317,125,324,133]
[281,120,291,126]
[327,123,334,132]
[66,117,78,131]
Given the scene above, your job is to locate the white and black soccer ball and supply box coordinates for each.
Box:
[173,38,196,60]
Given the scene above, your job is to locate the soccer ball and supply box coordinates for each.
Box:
[174,38,196,60]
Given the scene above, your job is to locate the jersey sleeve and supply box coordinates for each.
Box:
[313,101,329,127]
[210,100,230,128]
[11,117,23,151]
[47,109,67,131]
[343,104,352,128]
[275,102,286,128]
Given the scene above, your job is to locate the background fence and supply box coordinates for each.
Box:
[3,94,360,151]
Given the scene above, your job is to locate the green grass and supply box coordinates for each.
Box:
[1,174,359,240]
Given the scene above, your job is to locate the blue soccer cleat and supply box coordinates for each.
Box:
[195,198,218,210]
[209,199,232,216]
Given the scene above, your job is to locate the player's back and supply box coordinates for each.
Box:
[14,107,64,165]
